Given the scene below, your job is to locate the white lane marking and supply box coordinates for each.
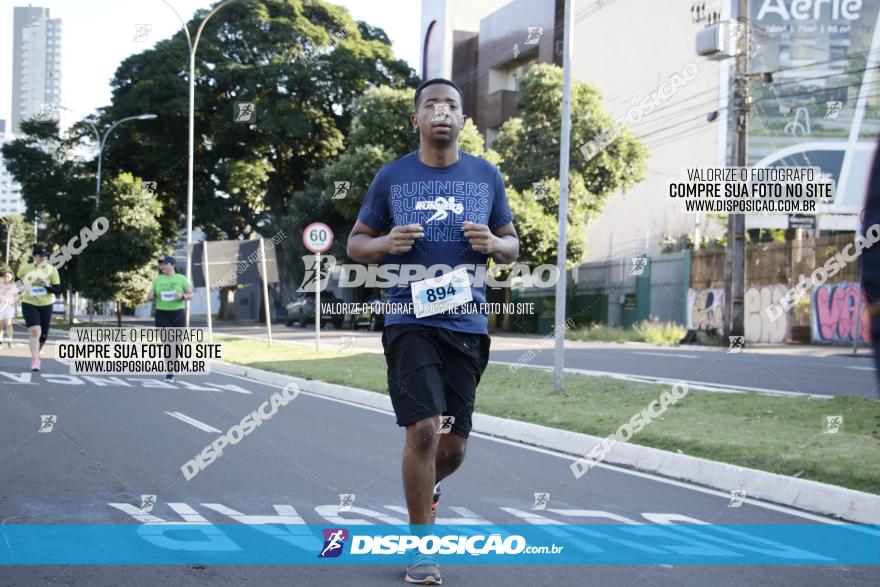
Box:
[0,369,252,392]
[217,371,849,526]
[0,371,33,384]
[632,351,698,359]
[165,411,222,433]
[847,366,875,371]
[203,382,252,394]
[491,360,835,399]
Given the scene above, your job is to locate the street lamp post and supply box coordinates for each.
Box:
[161,0,238,328]
[56,107,156,325]
[94,114,158,208]
[59,106,157,207]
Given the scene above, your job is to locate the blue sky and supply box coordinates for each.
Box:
[0,0,422,128]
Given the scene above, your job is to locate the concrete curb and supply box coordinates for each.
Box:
[213,361,880,525]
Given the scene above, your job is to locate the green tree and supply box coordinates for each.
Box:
[99,0,418,279]
[96,0,418,304]
[276,85,415,291]
[1,119,96,291]
[77,173,164,326]
[491,63,648,266]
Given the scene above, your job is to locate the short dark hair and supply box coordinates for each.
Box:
[414,78,463,110]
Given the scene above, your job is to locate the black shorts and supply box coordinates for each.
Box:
[22,302,53,331]
[155,309,185,328]
[381,324,490,438]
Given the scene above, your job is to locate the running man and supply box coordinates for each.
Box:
[347,78,519,584]
[17,245,62,371]
[146,255,192,382]
[0,268,18,348]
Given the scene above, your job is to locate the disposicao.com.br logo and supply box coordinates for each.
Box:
[297,255,559,292]
[319,529,563,557]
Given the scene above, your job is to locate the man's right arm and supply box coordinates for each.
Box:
[347,221,424,264]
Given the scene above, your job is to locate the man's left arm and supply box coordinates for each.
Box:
[462,221,519,264]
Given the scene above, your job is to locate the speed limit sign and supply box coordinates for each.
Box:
[303,222,334,253]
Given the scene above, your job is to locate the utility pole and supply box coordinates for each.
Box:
[553,0,574,393]
[724,0,749,340]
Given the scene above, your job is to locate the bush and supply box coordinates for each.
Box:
[566,319,686,345]
[632,319,687,344]
[566,323,634,343]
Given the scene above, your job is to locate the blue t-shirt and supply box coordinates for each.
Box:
[357,150,514,334]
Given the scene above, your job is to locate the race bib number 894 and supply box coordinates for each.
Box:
[411,267,472,318]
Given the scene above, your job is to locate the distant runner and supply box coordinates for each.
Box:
[18,245,62,372]
[0,268,18,348]
[146,255,192,382]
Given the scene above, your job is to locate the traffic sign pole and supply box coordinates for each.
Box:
[302,222,334,353]
[316,251,320,352]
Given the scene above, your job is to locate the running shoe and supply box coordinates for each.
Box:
[405,551,441,585]
[30,359,40,372]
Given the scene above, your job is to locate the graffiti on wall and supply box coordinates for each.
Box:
[745,284,791,343]
[687,288,724,331]
[812,283,872,345]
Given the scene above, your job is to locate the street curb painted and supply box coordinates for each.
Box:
[212,361,880,525]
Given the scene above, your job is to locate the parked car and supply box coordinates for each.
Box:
[285,291,344,328]
[350,292,387,332]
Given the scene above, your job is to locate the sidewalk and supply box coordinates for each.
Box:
[491,331,874,358]
[50,315,874,359]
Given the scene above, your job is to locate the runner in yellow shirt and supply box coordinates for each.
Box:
[18,245,62,372]
[147,255,192,381]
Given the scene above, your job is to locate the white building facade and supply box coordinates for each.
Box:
[11,6,62,134]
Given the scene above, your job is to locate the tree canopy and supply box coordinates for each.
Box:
[99,0,419,245]
[3,3,649,305]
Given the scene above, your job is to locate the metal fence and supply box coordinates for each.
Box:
[691,234,860,288]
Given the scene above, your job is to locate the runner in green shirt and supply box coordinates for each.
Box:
[17,245,62,372]
[147,256,192,381]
